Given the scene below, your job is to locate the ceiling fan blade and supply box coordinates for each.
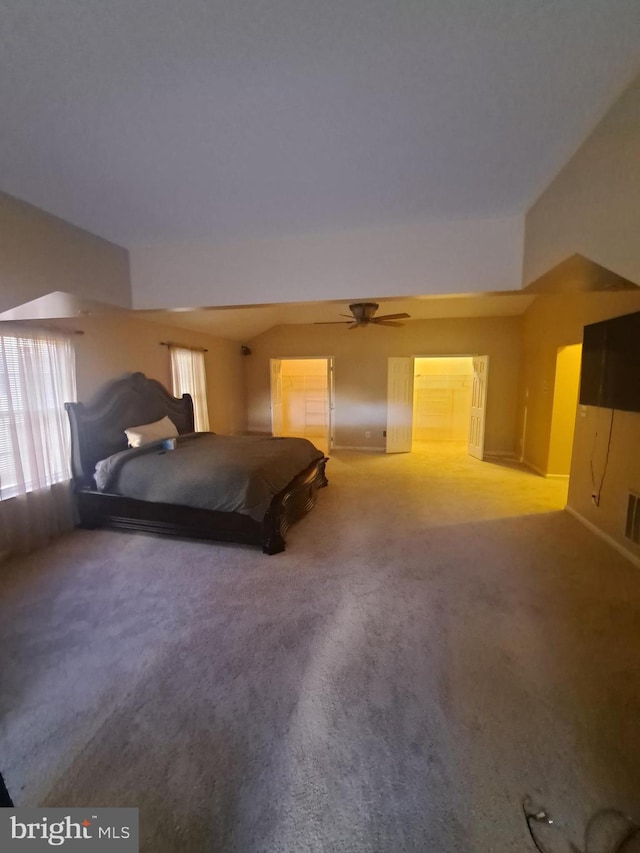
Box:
[374,312,411,321]
[348,322,362,329]
[371,319,405,327]
[314,320,352,325]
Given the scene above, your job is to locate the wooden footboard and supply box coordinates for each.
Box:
[262,456,328,554]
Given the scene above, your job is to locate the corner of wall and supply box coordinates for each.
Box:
[522,73,640,288]
[0,191,132,313]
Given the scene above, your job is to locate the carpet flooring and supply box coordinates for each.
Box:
[1,444,639,852]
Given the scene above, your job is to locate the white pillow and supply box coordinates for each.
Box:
[125,415,178,448]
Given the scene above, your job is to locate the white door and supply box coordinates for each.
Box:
[270,358,283,436]
[386,357,414,453]
[327,357,335,453]
[468,355,489,460]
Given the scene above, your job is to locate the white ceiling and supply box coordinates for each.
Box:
[1,1,639,247]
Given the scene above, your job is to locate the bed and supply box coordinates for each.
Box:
[65,372,328,554]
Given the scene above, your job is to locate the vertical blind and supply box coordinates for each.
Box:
[0,332,76,500]
[170,346,210,432]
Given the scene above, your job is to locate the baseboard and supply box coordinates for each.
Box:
[523,460,570,479]
[525,461,545,477]
[334,447,523,457]
[565,505,640,569]
[333,445,386,452]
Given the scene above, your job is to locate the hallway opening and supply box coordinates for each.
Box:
[412,357,474,450]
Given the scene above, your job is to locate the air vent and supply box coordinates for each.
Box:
[625,492,640,545]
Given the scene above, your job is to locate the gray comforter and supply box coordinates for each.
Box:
[94,433,324,521]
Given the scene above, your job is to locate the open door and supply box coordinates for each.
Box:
[386,357,414,453]
[468,355,489,460]
[270,358,283,437]
[327,357,335,453]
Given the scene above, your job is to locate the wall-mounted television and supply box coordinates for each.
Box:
[579,310,640,413]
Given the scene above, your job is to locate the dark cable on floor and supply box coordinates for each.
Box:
[522,800,559,853]
[590,407,615,507]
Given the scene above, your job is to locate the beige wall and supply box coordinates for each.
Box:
[0,192,131,313]
[246,317,522,453]
[518,291,640,474]
[518,290,640,558]
[523,74,640,287]
[48,314,247,436]
[569,407,640,559]
[521,72,640,558]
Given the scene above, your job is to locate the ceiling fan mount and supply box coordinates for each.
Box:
[315,302,410,329]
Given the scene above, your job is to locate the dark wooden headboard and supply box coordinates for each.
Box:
[65,372,194,489]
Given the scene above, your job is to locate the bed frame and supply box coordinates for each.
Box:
[65,372,328,554]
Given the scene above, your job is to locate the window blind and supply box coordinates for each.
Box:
[0,333,76,500]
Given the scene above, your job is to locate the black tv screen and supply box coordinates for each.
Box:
[579,310,640,413]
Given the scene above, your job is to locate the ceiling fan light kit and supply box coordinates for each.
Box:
[315,302,411,328]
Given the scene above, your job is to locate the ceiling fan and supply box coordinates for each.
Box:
[315,302,410,329]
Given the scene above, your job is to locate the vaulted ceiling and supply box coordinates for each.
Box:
[1,0,640,248]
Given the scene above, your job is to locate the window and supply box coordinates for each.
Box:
[170,346,210,432]
[0,332,76,500]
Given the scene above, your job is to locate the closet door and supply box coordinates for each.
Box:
[327,357,335,453]
[386,357,414,453]
[270,359,283,436]
[468,355,489,460]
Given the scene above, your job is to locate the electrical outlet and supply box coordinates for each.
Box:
[365,431,371,438]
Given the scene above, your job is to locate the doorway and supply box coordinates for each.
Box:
[547,344,582,476]
[413,357,474,445]
[270,357,334,455]
[386,355,489,458]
